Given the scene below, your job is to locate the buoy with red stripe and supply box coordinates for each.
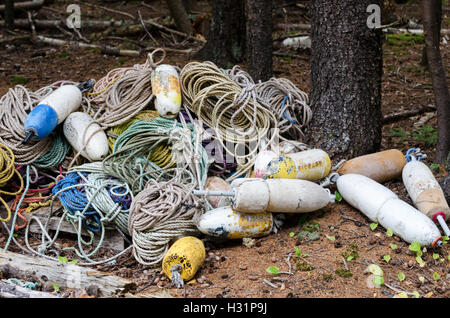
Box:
[193,178,332,214]
[336,173,442,247]
[402,148,450,236]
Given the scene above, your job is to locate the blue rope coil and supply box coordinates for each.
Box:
[406,148,421,162]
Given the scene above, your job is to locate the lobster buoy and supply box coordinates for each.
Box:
[63,112,109,161]
[265,149,331,181]
[151,64,182,118]
[254,150,277,178]
[336,174,442,246]
[162,236,205,288]
[23,84,83,143]
[402,159,450,236]
[336,149,406,183]
[197,206,273,239]
[204,176,232,208]
[230,178,331,213]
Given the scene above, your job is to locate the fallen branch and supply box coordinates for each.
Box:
[382,105,436,125]
[0,0,44,12]
[0,19,128,30]
[74,1,136,20]
[0,250,136,297]
[0,280,59,298]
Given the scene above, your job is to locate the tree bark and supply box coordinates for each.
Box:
[423,0,450,164]
[166,0,193,35]
[245,0,273,82]
[195,0,246,68]
[4,0,14,31]
[421,0,441,68]
[307,0,383,159]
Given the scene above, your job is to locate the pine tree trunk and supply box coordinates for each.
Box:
[307,0,383,159]
[423,0,450,164]
[4,0,14,31]
[195,0,246,68]
[166,0,193,35]
[245,0,273,82]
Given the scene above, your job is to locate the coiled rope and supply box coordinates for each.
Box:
[128,178,203,266]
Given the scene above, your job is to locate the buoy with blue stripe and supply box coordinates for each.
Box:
[336,173,442,247]
[402,148,450,236]
[151,64,182,118]
[63,112,109,162]
[193,178,332,214]
[23,80,93,144]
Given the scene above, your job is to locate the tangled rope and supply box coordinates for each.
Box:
[88,49,166,128]
[180,61,278,180]
[128,179,203,266]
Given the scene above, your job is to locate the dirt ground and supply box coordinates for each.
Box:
[0,0,449,298]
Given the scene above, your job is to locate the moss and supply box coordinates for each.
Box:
[322,273,333,281]
[296,261,315,272]
[385,33,425,47]
[10,76,29,85]
[341,244,359,261]
[335,268,353,278]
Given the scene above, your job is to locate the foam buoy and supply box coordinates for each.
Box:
[336,149,406,183]
[336,174,442,246]
[204,176,232,208]
[197,206,273,239]
[265,149,331,181]
[23,84,86,143]
[402,159,450,236]
[63,112,109,161]
[162,236,205,288]
[254,150,277,178]
[151,64,182,118]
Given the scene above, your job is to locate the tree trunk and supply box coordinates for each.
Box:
[307,0,383,159]
[423,0,450,164]
[4,0,14,31]
[420,0,441,69]
[245,0,273,82]
[166,0,193,35]
[195,0,246,68]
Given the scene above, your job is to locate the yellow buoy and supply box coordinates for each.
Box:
[162,236,205,285]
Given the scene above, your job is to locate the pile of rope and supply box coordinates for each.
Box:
[128,179,203,266]
[0,142,23,222]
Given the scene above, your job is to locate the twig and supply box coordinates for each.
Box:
[27,12,36,35]
[262,279,279,289]
[383,105,436,125]
[75,1,136,20]
[138,10,159,45]
[383,282,417,296]
[342,257,349,271]
[145,46,196,55]
[143,20,206,44]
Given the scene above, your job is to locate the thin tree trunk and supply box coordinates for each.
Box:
[423,0,450,164]
[307,0,383,159]
[421,0,441,69]
[245,0,273,82]
[195,0,246,68]
[4,0,14,31]
[166,0,193,35]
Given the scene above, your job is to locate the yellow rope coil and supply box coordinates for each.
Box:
[0,142,24,222]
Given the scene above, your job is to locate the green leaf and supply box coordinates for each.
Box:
[369,223,378,231]
[367,264,384,277]
[383,255,391,263]
[409,241,421,252]
[13,233,18,238]
[266,266,280,275]
[57,256,68,264]
[325,234,336,241]
[289,232,295,238]
[294,247,301,257]
[69,259,79,265]
[334,191,342,202]
[52,283,60,292]
[386,228,393,237]
[397,272,406,282]
[346,255,354,261]
[442,236,448,244]
[390,243,398,250]
[416,256,425,267]
[432,253,439,260]
[433,272,440,281]
[372,275,384,287]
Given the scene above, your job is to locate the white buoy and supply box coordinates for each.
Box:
[151,64,182,118]
[63,112,109,162]
[197,206,273,239]
[194,178,331,214]
[253,150,277,178]
[402,159,450,236]
[24,84,83,142]
[336,174,442,246]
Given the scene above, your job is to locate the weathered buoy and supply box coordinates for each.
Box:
[197,206,273,239]
[151,64,182,118]
[265,149,331,181]
[402,159,450,236]
[336,174,442,246]
[23,84,86,143]
[204,176,232,208]
[254,150,277,178]
[336,149,406,183]
[162,236,205,288]
[63,112,109,161]
[231,178,331,213]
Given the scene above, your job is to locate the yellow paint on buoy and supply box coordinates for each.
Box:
[162,236,205,282]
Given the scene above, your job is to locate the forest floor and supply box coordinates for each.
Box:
[0,0,449,298]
